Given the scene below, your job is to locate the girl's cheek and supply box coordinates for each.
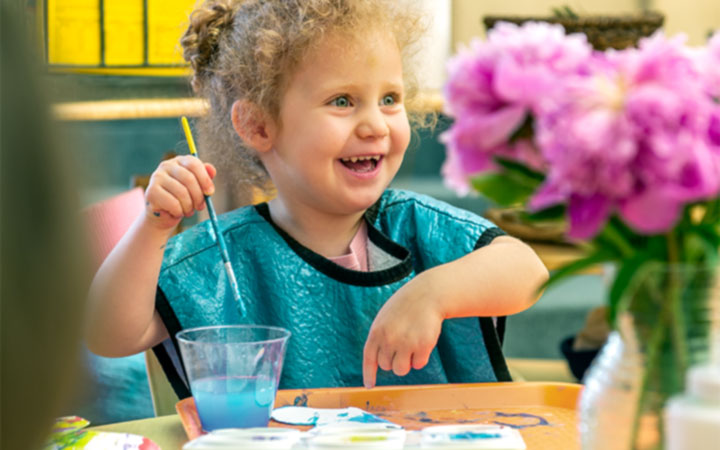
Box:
[394,119,411,150]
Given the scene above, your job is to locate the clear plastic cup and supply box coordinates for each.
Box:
[176,325,291,431]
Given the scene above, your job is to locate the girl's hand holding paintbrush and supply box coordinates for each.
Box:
[144,156,218,231]
[87,154,219,357]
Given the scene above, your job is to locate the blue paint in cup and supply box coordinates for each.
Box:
[177,325,291,431]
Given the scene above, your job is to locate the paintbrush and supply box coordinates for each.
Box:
[181,116,247,318]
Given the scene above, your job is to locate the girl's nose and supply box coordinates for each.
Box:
[356,106,389,139]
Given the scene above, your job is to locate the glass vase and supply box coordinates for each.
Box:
[578,264,720,450]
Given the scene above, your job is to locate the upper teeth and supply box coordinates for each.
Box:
[342,155,381,163]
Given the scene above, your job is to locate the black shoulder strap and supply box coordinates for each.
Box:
[473,228,511,381]
[479,317,512,382]
[153,287,192,399]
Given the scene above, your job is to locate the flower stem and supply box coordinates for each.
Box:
[629,300,668,449]
[666,230,679,263]
[701,198,720,225]
[667,232,689,381]
[628,234,689,449]
[600,221,635,258]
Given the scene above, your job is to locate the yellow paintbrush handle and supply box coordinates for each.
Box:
[181,116,199,156]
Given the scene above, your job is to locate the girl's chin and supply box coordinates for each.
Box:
[343,190,385,212]
[322,184,381,211]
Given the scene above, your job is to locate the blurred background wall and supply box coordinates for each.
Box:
[452,0,718,47]
[652,0,720,45]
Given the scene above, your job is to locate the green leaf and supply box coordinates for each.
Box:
[646,234,669,257]
[551,7,565,18]
[551,5,579,19]
[693,223,720,247]
[470,173,536,207]
[563,6,579,19]
[521,205,566,223]
[607,254,654,326]
[701,199,720,225]
[684,226,720,266]
[539,247,616,293]
[477,157,545,206]
[493,157,545,183]
[592,219,637,259]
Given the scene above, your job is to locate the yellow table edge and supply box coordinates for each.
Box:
[91,382,583,449]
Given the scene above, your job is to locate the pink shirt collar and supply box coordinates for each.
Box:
[328,221,368,272]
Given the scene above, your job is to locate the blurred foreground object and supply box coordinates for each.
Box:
[1,2,91,449]
[44,416,159,449]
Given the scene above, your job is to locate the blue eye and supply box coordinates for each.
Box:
[381,94,396,106]
[331,96,351,107]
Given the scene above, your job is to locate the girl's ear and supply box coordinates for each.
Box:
[231,100,277,153]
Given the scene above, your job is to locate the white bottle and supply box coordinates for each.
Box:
[664,364,720,450]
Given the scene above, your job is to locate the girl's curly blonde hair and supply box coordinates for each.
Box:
[181,0,427,191]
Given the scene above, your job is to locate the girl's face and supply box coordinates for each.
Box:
[261,30,411,217]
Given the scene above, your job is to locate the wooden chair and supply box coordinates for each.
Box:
[144,350,179,416]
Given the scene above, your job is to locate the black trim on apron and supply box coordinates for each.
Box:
[153,287,192,399]
[254,203,413,287]
[474,229,511,382]
[479,316,512,382]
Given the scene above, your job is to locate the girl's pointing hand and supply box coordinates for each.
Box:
[362,271,445,388]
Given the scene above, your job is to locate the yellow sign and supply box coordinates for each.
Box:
[46,0,197,75]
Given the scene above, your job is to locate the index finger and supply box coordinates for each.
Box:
[362,339,379,389]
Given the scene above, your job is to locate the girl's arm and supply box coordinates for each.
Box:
[363,235,548,387]
[425,235,548,318]
[86,216,174,357]
[86,156,216,357]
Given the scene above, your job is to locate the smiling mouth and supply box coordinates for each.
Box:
[339,155,383,173]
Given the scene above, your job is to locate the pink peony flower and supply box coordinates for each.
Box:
[485,21,594,113]
[531,32,720,238]
[441,143,475,197]
[696,31,720,99]
[441,21,593,195]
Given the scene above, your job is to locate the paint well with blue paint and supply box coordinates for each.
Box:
[192,376,275,431]
[448,431,503,440]
[421,424,526,449]
[270,406,394,428]
[348,412,389,424]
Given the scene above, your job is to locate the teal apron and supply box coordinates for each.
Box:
[154,189,510,398]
